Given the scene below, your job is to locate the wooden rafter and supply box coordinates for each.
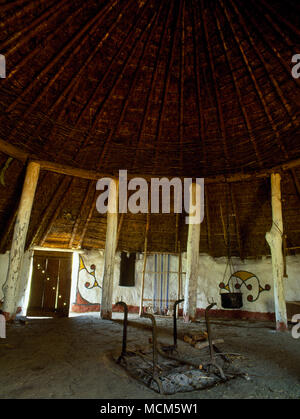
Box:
[76,190,97,249]
[96,6,161,167]
[7,0,120,113]
[215,13,263,167]
[219,1,290,161]
[27,174,70,249]
[131,1,174,170]
[1,0,33,14]
[259,0,300,37]
[21,0,133,152]
[229,183,243,259]
[58,0,153,163]
[290,169,300,203]
[191,0,206,165]
[1,0,63,51]
[5,1,78,65]
[229,0,296,119]
[241,0,300,89]
[200,0,230,168]
[39,177,73,246]
[17,3,148,245]
[68,180,94,249]
[153,0,184,172]
[4,1,125,158]
[179,0,185,172]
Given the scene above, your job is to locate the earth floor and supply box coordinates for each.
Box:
[0,313,299,399]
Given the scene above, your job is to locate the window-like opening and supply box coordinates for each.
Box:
[119,252,136,287]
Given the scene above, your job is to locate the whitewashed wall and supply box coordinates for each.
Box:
[0,249,299,316]
[70,250,300,315]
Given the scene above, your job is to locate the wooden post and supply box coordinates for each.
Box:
[2,162,40,319]
[177,241,182,300]
[177,241,182,318]
[183,182,201,322]
[100,179,119,320]
[139,212,150,316]
[265,173,288,331]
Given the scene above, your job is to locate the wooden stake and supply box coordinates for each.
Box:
[265,173,288,331]
[183,183,201,322]
[177,241,182,318]
[178,241,182,301]
[2,162,40,319]
[100,179,119,320]
[139,211,150,316]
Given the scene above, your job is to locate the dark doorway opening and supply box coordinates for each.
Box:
[27,251,73,317]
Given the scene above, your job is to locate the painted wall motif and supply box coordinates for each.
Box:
[0,247,299,319]
[72,255,102,312]
[66,251,300,319]
[219,271,271,302]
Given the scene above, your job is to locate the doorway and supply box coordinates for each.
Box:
[27,251,73,317]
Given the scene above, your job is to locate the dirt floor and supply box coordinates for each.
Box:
[0,313,299,399]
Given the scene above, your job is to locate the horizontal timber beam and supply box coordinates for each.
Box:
[0,138,300,184]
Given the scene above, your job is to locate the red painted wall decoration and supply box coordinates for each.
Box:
[72,255,102,313]
[219,271,271,302]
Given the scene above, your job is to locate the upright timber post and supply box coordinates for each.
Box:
[266,173,288,331]
[139,211,150,316]
[101,179,119,320]
[183,182,201,322]
[2,161,40,319]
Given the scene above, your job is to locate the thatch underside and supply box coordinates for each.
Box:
[0,152,299,257]
[0,0,299,256]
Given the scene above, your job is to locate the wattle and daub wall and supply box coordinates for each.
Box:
[70,250,300,320]
[0,249,299,320]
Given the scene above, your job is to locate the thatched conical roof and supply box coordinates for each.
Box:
[0,0,299,256]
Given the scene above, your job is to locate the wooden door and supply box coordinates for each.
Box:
[27,251,73,317]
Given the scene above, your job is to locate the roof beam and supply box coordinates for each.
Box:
[1,138,300,184]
